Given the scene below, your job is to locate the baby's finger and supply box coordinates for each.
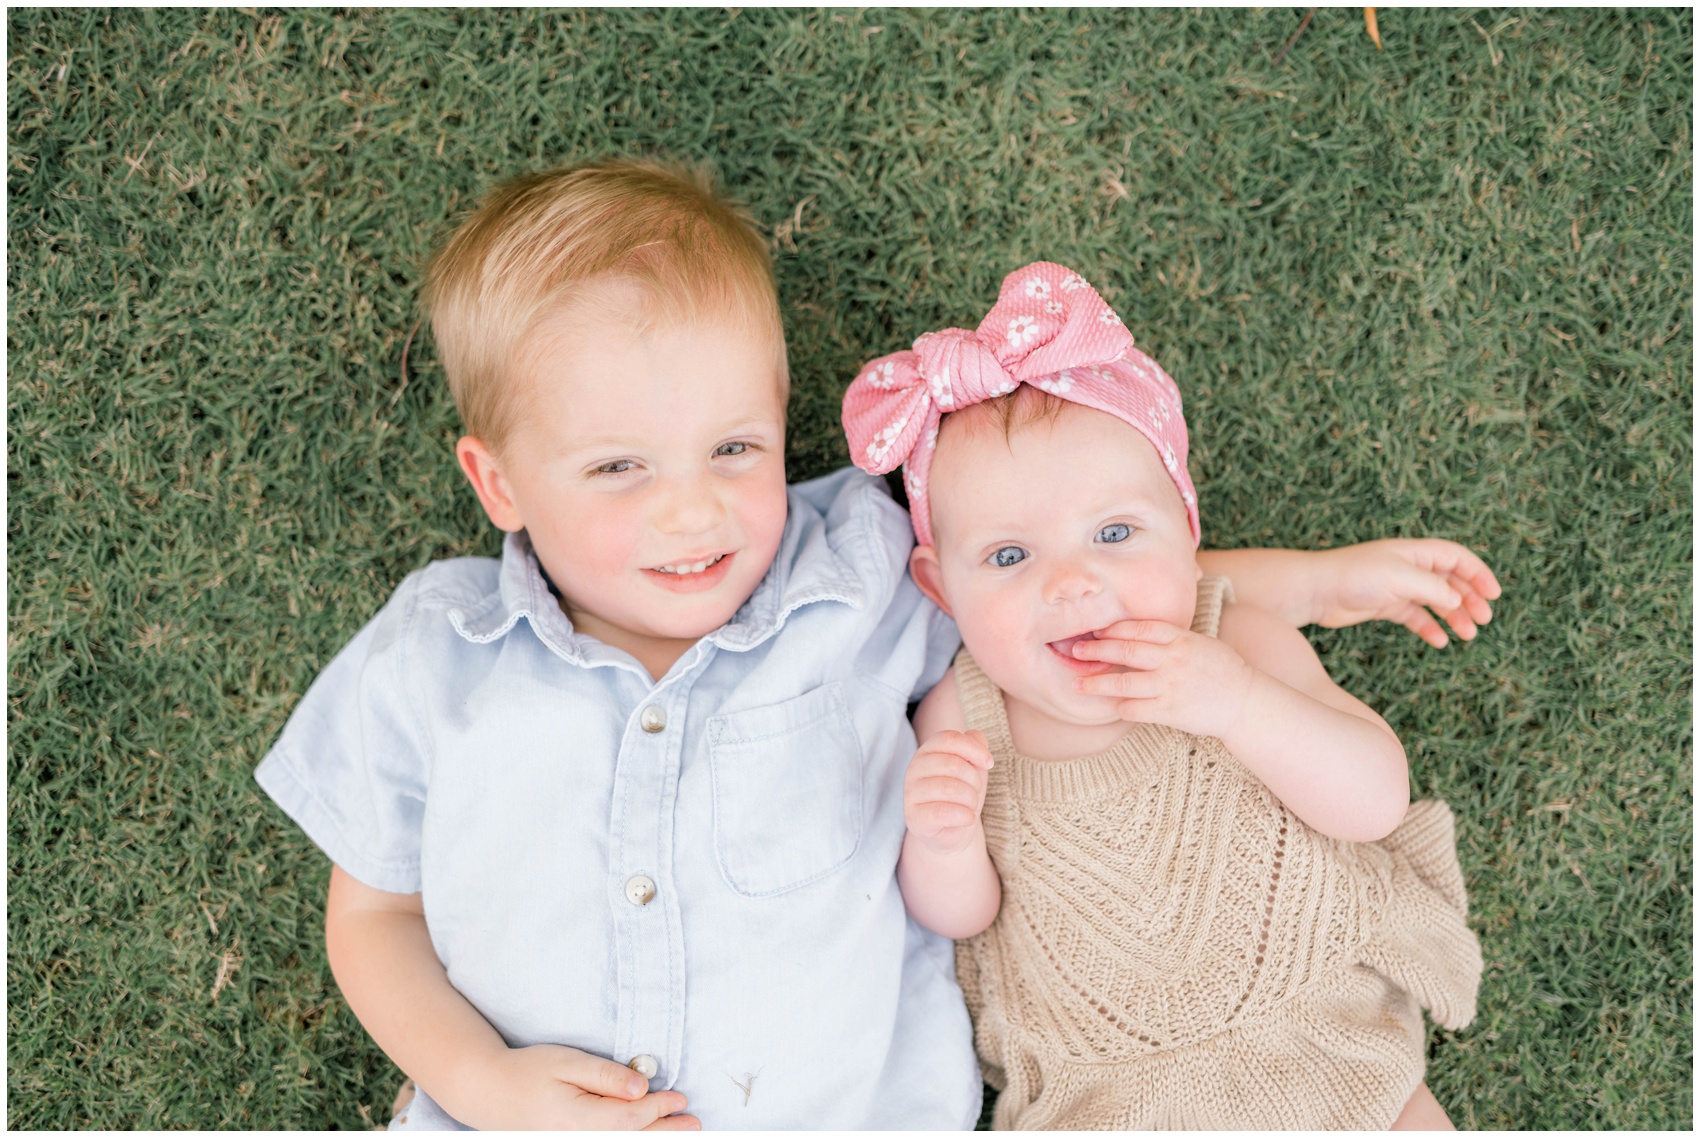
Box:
[912,800,978,833]
[1440,544,1502,600]
[1448,571,1495,626]
[1388,559,1464,617]
[1116,697,1161,722]
[921,729,994,769]
[1395,601,1449,649]
[1090,619,1181,644]
[1077,670,1162,699]
[910,749,992,789]
[1433,597,1480,642]
[911,772,985,811]
[1070,637,1164,669]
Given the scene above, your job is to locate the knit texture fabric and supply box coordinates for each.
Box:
[954,577,1482,1130]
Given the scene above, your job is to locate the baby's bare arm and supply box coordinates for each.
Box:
[896,674,1003,940]
[1197,540,1501,647]
[325,868,697,1131]
[1076,605,1409,842]
[1213,604,1410,840]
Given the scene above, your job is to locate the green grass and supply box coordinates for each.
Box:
[7,8,1690,1129]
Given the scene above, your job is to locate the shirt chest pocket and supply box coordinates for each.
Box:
[707,682,865,898]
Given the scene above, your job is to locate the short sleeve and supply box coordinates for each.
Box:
[255,575,432,894]
[913,598,961,702]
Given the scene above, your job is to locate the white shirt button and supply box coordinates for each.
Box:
[628,1053,659,1079]
[639,705,667,733]
[624,875,657,906]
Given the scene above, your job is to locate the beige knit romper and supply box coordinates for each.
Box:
[953,577,1482,1130]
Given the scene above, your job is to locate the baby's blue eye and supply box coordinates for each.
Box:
[1096,524,1132,543]
[989,546,1028,568]
[596,460,637,476]
[715,441,750,457]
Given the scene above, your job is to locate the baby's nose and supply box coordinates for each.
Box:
[1043,560,1101,605]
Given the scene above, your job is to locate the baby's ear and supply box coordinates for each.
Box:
[909,544,953,616]
[455,436,525,532]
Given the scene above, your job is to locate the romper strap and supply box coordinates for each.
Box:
[951,648,1020,873]
[1192,575,1236,638]
[952,648,1019,762]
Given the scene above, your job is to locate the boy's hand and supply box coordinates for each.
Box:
[1313,539,1502,647]
[1072,621,1257,739]
[904,730,994,855]
[458,1043,699,1131]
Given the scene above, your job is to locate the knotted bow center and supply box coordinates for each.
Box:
[912,328,1017,411]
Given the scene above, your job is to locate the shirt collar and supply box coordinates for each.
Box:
[445,483,869,660]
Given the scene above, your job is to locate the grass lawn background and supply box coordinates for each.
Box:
[7,8,1690,1129]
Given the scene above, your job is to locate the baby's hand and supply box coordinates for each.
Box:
[904,730,994,855]
[1073,621,1257,739]
[463,1043,699,1130]
[1313,539,1502,647]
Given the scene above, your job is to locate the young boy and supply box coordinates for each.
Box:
[255,159,1500,1130]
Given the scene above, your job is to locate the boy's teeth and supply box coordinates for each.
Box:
[655,554,724,575]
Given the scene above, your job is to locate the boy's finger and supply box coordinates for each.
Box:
[598,1091,690,1130]
[641,1113,702,1131]
[562,1053,653,1100]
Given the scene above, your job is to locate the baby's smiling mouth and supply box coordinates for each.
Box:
[1046,628,1117,675]
[1046,630,1100,657]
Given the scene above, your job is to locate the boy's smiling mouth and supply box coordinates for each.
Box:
[643,552,735,593]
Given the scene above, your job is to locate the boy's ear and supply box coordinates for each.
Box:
[909,544,953,617]
[456,436,525,532]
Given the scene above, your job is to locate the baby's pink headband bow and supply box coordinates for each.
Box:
[842,261,1199,548]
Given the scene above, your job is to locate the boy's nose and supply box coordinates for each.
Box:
[1042,560,1101,606]
[654,478,729,535]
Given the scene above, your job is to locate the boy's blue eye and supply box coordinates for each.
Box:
[989,546,1028,568]
[1096,524,1132,544]
[715,441,750,457]
[595,460,636,476]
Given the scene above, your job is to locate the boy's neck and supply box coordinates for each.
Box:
[560,599,700,683]
[1003,694,1134,762]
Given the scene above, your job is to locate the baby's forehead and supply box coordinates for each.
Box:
[930,400,1178,525]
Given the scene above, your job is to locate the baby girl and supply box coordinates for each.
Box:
[844,263,1485,1129]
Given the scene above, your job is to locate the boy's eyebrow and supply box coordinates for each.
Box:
[556,416,784,456]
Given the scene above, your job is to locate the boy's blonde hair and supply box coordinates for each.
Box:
[421,157,784,447]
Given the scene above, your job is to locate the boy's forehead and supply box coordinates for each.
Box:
[512,299,787,434]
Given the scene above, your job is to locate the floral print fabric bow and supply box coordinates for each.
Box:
[841,261,1200,548]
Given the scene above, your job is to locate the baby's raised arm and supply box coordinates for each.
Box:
[324,869,698,1131]
[1198,538,1501,648]
[895,674,1004,940]
[1074,605,1410,842]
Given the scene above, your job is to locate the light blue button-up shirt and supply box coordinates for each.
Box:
[256,468,981,1129]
